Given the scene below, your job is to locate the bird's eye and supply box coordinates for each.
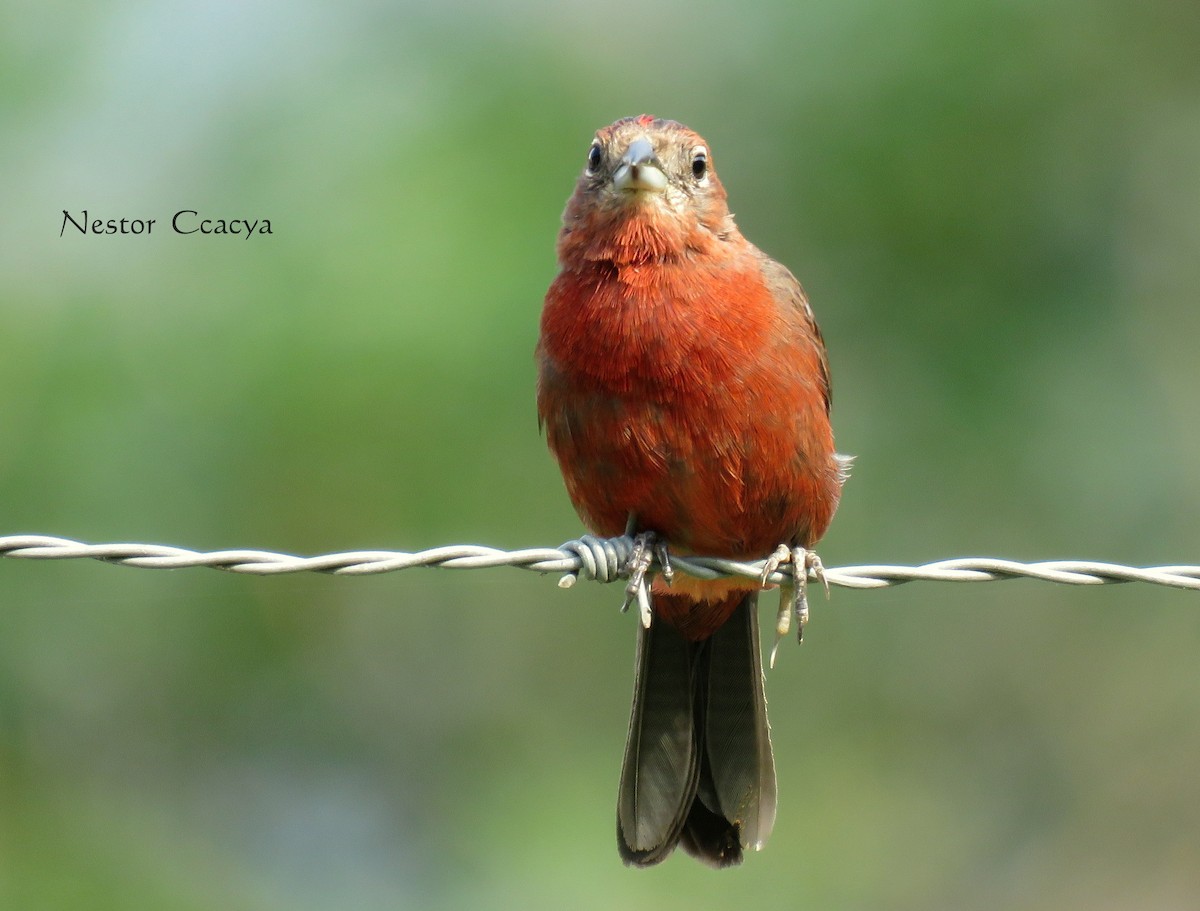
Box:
[586,143,603,174]
[691,146,708,181]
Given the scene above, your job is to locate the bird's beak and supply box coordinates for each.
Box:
[612,136,668,193]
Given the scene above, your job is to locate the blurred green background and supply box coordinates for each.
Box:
[2,0,1199,907]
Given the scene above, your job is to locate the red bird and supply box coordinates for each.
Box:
[536,115,847,867]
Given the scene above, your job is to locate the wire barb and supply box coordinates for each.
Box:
[3,534,1200,591]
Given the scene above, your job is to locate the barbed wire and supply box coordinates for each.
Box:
[3,533,1200,592]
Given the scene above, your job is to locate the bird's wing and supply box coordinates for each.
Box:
[755,250,833,414]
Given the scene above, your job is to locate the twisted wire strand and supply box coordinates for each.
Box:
[3,534,1200,591]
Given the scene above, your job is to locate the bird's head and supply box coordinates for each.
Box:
[558,115,737,265]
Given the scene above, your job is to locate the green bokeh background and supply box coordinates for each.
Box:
[3,0,1199,907]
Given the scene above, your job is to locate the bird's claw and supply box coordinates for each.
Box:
[768,546,827,667]
[622,531,656,595]
[655,540,674,587]
[760,543,791,588]
[808,550,830,599]
[620,531,667,629]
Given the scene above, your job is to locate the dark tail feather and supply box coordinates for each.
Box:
[617,595,776,868]
[684,594,777,866]
[616,606,699,866]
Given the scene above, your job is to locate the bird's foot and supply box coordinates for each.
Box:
[620,531,670,629]
[767,546,829,667]
[760,544,792,588]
